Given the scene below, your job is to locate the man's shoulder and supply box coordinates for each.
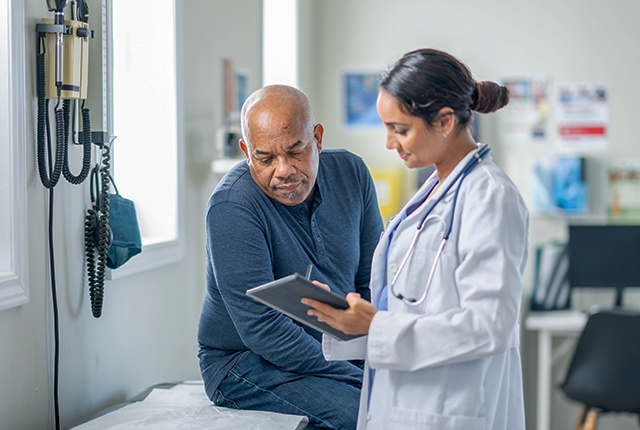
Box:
[319,148,368,174]
[320,148,363,163]
[207,161,260,211]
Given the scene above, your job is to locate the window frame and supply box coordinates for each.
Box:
[105,0,185,280]
[0,0,29,311]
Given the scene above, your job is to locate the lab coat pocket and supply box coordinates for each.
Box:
[388,407,485,430]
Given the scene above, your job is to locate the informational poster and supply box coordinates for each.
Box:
[608,164,640,225]
[531,156,587,215]
[556,82,609,152]
[342,69,383,129]
[498,76,548,144]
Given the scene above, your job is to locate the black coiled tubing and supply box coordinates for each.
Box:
[62,100,92,184]
[85,144,111,318]
[36,36,92,188]
[36,44,64,189]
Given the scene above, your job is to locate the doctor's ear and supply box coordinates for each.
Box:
[435,107,456,137]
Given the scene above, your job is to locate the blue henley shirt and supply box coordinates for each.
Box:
[197,149,384,399]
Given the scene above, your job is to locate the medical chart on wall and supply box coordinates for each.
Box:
[608,163,640,225]
[556,82,609,152]
[531,156,588,216]
[342,68,383,129]
[498,76,549,145]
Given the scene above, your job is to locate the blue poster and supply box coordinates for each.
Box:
[554,157,588,215]
[344,72,382,127]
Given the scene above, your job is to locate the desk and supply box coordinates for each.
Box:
[525,310,588,430]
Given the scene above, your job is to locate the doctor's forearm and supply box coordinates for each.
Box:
[366,306,518,372]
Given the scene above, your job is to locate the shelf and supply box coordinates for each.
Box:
[531,213,608,224]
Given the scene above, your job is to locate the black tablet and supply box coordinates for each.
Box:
[246,273,364,341]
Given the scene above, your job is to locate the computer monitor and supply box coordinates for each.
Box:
[568,225,640,307]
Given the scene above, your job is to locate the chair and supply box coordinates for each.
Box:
[560,309,640,430]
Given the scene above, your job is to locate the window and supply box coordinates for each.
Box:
[0,0,29,311]
[108,0,184,278]
[263,0,298,87]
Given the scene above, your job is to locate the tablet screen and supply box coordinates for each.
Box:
[246,273,364,341]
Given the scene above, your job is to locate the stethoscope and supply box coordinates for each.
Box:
[388,145,491,306]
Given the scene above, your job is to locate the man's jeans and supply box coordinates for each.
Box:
[214,351,362,430]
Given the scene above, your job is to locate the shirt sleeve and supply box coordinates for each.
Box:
[354,162,384,301]
[367,179,529,372]
[323,334,368,361]
[207,200,363,382]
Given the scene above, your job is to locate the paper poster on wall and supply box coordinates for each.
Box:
[608,164,640,225]
[556,82,608,152]
[342,68,383,129]
[531,156,588,215]
[498,76,548,144]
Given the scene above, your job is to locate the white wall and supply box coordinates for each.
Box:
[0,1,262,429]
[300,1,640,429]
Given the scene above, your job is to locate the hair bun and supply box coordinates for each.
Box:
[471,81,510,114]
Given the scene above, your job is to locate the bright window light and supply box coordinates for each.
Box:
[112,0,178,246]
[263,0,298,87]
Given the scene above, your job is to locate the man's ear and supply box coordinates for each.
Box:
[239,139,250,164]
[313,123,324,153]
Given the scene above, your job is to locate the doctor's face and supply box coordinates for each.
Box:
[377,89,445,169]
[240,108,323,206]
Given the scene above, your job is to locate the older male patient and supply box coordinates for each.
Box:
[197,85,383,430]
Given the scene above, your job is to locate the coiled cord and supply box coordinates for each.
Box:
[36,38,65,189]
[62,100,92,184]
[85,143,111,318]
[84,201,98,312]
[63,99,71,145]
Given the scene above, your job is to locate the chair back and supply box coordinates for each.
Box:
[560,309,640,413]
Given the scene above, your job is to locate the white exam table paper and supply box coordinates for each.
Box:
[71,382,309,430]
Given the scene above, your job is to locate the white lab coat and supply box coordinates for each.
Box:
[323,146,529,430]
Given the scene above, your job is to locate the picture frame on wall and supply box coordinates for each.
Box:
[341,67,383,129]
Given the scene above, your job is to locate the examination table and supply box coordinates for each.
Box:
[66,380,318,430]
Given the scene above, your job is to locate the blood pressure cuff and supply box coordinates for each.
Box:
[106,193,142,269]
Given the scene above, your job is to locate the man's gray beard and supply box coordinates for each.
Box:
[283,190,298,200]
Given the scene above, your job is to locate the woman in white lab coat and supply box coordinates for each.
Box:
[303,49,529,430]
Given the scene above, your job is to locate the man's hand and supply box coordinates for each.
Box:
[302,281,377,336]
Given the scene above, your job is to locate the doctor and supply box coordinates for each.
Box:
[303,48,529,430]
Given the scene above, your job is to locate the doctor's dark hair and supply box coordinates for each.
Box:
[379,49,509,130]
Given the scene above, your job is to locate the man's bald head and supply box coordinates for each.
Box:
[238,85,324,206]
[241,85,315,148]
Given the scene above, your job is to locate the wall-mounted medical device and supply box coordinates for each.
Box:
[35,2,104,428]
[39,17,90,99]
[35,0,96,190]
[37,0,92,100]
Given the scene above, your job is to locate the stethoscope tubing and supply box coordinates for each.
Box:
[389,145,491,306]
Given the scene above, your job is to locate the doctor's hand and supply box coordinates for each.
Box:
[302,282,377,336]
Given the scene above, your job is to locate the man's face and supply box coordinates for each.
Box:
[240,109,323,206]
